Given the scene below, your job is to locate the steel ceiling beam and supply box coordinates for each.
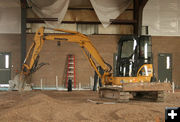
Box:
[26,18,137,25]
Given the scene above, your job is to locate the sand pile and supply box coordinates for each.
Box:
[0,93,73,121]
[0,91,179,122]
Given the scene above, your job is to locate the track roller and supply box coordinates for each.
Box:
[99,87,130,103]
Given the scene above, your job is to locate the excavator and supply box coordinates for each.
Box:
[9,27,171,102]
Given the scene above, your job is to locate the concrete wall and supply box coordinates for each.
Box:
[0,34,179,88]
[143,0,180,36]
[0,0,21,33]
[0,34,21,79]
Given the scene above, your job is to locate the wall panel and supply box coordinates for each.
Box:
[152,36,180,87]
[0,34,21,79]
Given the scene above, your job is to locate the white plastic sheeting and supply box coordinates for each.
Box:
[143,0,180,36]
[0,0,21,33]
[90,0,132,28]
[29,0,132,28]
[28,0,70,27]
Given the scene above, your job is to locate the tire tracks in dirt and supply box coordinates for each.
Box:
[75,111,90,120]
[109,109,124,120]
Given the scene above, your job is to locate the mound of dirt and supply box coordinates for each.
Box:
[0,93,61,121]
[0,92,89,121]
[0,91,180,122]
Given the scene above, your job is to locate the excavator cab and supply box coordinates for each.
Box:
[116,35,154,80]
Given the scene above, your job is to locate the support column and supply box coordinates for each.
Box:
[133,0,148,35]
[20,0,27,66]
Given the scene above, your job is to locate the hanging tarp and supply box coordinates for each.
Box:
[28,0,70,27]
[90,0,132,28]
[29,0,132,28]
[0,0,21,33]
[143,0,180,36]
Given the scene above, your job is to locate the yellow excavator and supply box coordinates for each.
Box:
[9,27,171,102]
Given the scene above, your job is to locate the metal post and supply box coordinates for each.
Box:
[56,76,58,89]
[79,82,81,90]
[172,82,175,93]
[40,78,43,90]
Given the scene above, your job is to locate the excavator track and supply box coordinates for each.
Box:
[99,87,130,103]
[156,91,165,102]
[132,91,165,102]
[99,82,171,102]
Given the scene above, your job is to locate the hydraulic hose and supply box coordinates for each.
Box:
[104,61,112,72]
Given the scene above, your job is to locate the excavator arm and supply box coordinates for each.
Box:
[22,27,112,85]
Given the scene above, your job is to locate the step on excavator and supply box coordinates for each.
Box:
[9,27,171,102]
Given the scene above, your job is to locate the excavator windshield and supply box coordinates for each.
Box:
[121,39,137,58]
[116,35,153,77]
[120,36,152,61]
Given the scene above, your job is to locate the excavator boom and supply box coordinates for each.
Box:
[22,27,112,86]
